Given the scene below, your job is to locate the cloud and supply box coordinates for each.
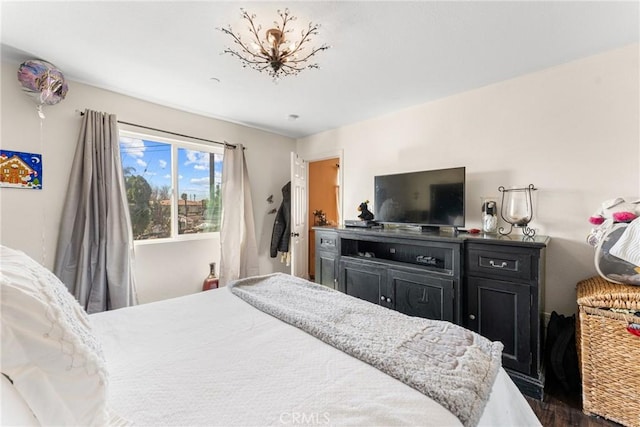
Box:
[120,137,145,158]
[164,174,171,179]
[159,159,167,169]
[183,149,210,171]
[136,159,147,168]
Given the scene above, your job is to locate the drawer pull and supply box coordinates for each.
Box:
[469,314,476,320]
[489,260,508,268]
[386,297,392,303]
[380,295,385,301]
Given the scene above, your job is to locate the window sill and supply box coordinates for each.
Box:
[133,232,220,246]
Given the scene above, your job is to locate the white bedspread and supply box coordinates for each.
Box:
[91,287,540,426]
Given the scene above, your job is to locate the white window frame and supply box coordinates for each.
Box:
[119,130,223,245]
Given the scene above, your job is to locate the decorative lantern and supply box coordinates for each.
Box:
[498,184,537,237]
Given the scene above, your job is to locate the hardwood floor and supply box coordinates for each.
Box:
[526,385,623,427]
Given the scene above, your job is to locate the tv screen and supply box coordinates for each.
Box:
[374,167,465,228]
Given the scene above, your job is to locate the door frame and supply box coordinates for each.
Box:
[302,149,344,226]
[290,153,308,278]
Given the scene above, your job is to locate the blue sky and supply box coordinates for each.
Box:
[119,136,222,200]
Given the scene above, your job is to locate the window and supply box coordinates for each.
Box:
[119,131,223,241]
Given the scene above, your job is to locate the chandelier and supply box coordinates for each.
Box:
[219,8,330,81]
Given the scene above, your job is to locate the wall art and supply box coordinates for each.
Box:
[0,149,42,189]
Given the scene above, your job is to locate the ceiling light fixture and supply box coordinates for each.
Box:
[219,8,329,82]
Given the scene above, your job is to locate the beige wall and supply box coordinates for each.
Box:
[297,44,640,315]
[0,61,295,303]
[2,44,638,313]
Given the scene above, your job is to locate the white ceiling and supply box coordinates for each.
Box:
[1,1,638,139]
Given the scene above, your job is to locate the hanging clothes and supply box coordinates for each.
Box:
[270,181,291,258]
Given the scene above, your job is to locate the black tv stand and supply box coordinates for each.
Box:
[312,226,550,400]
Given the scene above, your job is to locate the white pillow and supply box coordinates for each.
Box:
[1,374,39,426]
[0,245,108,425]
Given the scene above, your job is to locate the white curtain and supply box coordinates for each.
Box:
[219,144,259,286]
[54,109,137,313]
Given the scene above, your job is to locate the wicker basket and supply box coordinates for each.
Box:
[577,277,640,427]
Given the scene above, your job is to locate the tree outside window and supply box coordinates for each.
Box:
[119,133,223,241]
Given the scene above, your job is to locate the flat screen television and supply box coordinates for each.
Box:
[374,167,465,230]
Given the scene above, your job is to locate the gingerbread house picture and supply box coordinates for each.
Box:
[0,150,42,189]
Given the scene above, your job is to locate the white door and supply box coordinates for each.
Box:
[290,152,308,278]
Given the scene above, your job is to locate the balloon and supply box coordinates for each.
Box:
[17,59,68,107]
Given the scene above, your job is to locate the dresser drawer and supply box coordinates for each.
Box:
[466,244,536,282]
[315,230,338,253]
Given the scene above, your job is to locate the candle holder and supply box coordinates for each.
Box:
[498,184,537,237]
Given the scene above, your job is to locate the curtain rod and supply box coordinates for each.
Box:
[78,110,237,149]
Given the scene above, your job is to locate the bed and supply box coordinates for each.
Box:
[1,245,541,426]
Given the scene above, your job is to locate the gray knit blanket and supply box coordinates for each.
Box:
[228,273,503,427]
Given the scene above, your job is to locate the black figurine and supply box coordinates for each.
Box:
[358,200,374,221]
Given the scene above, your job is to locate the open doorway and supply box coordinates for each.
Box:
[308,157,341,280]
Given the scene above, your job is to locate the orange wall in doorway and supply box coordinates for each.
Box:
[309,158,339,226]
[308,158,339,278]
